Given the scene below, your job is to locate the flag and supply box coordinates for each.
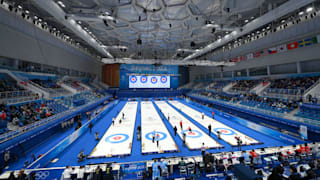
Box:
[241,55,247,61]
[277,44,287,53]
[287,42,298,50]
[247,53,253,59]
[260,49,268,57]
[298,38,316,47]
[253,51,261,58]
[268,47,277,54]
[231,57,240,62]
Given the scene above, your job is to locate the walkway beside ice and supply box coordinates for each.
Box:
[169,100,260,146]
[141,101,178,154]
[90,101,138,157]
[154,101,222,150]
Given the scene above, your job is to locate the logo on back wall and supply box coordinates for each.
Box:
[151,77,157,84]
[140,76,148,83]
[130,76,137,83]
[160,76,167,83]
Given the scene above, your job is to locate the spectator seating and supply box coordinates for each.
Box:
[266,76,319,95]
[240,94,298,113]
[0,73,25,92]
[208,81,230,91]
[231,80,260,92]
[295,103,320,120]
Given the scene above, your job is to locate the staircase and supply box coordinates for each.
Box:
[252,81,271,95]
[223,82,237,92]
[303,78,320,100]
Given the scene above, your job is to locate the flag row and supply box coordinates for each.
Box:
[229,35,320,62]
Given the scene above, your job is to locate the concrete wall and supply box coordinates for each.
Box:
[0,7,102,78]
[190,43,320,81]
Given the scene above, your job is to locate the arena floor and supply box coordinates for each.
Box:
[7,98,301,170]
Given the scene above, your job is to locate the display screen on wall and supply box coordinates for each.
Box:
[120,64,178,89]
[129,75,170,88]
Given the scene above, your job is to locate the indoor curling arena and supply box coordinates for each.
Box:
[1,0,320,180]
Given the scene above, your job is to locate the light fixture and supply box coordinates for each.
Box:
[250,16,254,19]
[244,19,249,23]
[306,7,313,12]
[281,19,285,23]
[299,11,304,15]
[57,1,65,8]
[25,10,29,14]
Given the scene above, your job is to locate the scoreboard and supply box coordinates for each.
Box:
[129,75,170,88]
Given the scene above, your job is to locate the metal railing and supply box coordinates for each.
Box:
[0,95,108,143]
[0,90,33,99]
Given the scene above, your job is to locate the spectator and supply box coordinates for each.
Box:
[201,143,206,156]
[62,166,72,180]
[76,166,85,180]
[17,169,26,180]
[8,171,16,180]
[267,166,285,180]
[289,166,300,180]
[179,158,185,166]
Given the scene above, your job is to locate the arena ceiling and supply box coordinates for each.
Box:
[9,0,313,63]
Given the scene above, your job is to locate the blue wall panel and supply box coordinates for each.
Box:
[119,64,179,89]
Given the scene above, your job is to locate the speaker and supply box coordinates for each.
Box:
[103,19,108,27]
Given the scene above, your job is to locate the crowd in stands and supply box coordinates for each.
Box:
[231,80,260,92]
[0,99,69,134]
[266,76,319,95]
[0,73,24,93]
[1,101,59,126]
[240,93,300,113]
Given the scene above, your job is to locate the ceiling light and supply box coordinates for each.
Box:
[281,19,285,23]
[306,7,313,12]
[244,19,249,23]
[57,1,65,8]
[250,16,254,20]
[299,11,304,15]
[78,21,82,24]
[25,10,29,14]
[18,5,22,9]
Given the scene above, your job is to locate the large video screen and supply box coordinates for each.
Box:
[129,75,170,88]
